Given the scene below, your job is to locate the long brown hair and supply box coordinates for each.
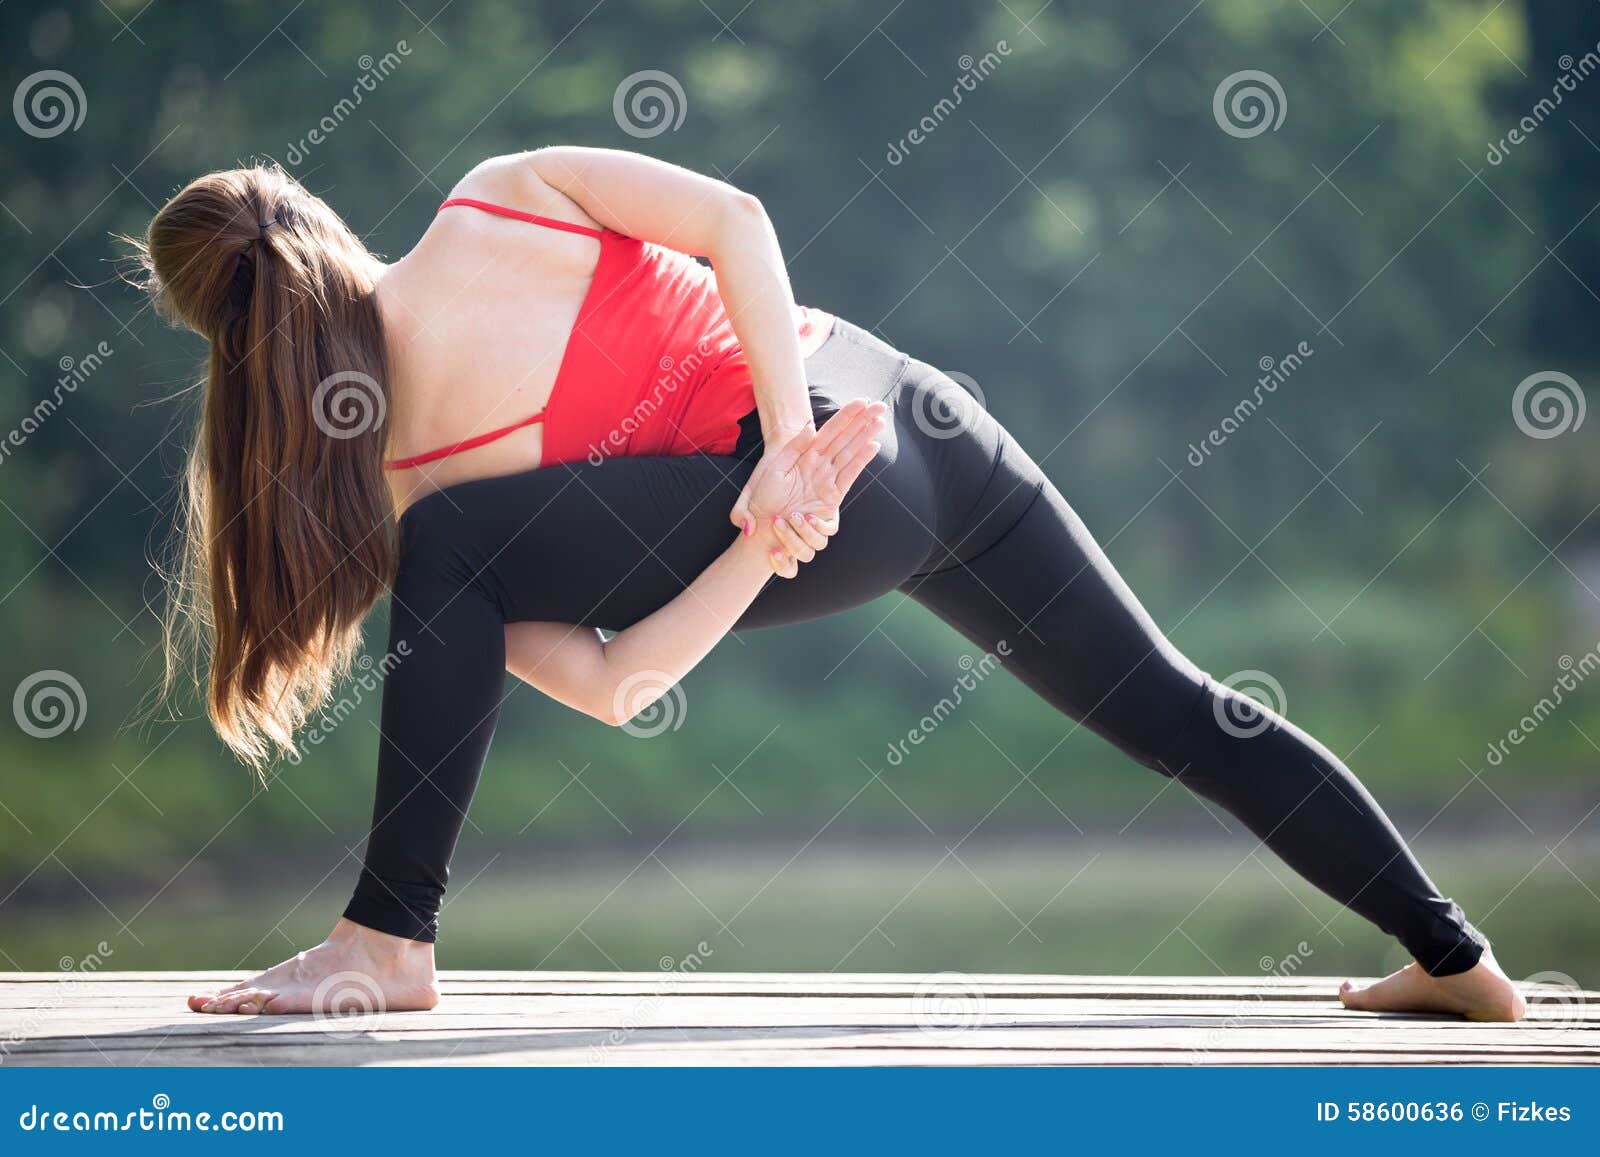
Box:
[138,164,395,770]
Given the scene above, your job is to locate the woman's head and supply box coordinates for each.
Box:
[140,164,395,770]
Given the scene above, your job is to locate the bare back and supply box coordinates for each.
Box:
[376,168,605,514]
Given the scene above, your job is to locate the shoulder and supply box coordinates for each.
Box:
[444,151,600,233]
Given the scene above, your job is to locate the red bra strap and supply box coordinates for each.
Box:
[437,197,604,240]
[385,410,547,472]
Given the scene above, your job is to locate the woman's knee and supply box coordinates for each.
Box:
[390,501,499,621]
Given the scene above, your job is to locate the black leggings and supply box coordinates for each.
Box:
[345,320,1486,976]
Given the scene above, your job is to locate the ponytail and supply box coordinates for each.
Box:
[139,164,396,770]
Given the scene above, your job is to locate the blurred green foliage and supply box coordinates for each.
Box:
[0,1,1596,970]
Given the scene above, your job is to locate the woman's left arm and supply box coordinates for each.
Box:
[522,147,814,444]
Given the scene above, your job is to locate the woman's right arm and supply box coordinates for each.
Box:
[505,528,794,725]
[504,399,885,726]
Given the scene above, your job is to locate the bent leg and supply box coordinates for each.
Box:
[343,496,508,940]
[344,448,934,940]
[902,458,1488,977]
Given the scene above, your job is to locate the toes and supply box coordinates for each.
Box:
[232,988,279,1015]
[190,979,254,1011]
[1338,980,1371,1010]
[262,990,307,1015]
[201,987,272,1015]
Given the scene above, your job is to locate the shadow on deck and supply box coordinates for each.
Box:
[3,972,1596,1066]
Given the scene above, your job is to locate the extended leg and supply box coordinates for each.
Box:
[901,458,1491,979]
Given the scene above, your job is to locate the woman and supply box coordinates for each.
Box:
[141,149,1524,1021]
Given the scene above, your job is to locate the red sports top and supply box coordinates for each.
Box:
[385,197,833,471]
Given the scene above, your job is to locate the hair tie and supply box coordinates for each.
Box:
[257,218,276,240]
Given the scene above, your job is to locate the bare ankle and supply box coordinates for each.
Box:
[329,918,435,969]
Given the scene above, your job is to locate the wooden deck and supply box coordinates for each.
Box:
[3,971,1597,1066]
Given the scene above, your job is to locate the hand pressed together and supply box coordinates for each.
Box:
[731,399,887,577]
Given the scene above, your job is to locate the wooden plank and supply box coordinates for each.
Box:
[9,1000,1600,1036]
[3,975,1589,1002]
[2,973,1593,1067]
[0,970,1465,988]
[9,1028,1598,1067]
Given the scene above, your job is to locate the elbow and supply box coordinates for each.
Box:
[710,188,769,261]
[725,187,765,220]
[589,677,631,728]
[591,703,628,728]
[594,672,681,728]
[720,188,769,237]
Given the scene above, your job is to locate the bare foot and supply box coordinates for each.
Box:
[1339,951,1526,1022]
[187,918,439,1015]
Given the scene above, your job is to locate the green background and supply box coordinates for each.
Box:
[1,0,1596,986]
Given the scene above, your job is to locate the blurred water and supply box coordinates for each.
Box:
[8,834,1594,989]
